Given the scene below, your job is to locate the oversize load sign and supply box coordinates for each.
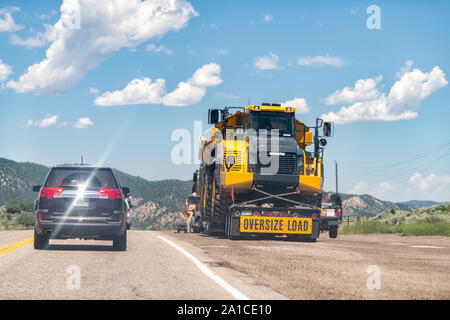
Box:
[240,216,312,234]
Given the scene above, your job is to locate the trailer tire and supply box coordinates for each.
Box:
[329,226,338,238]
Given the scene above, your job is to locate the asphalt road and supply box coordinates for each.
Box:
[0,230,449,299]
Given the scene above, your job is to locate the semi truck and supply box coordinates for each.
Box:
[193,103,333,242]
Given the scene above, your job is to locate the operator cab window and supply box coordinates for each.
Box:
[250,111,294,137]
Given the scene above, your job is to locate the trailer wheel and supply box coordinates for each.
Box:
[329,226,338,238]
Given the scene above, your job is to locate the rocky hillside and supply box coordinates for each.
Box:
[341,193,417,217]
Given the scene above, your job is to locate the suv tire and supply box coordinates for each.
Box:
[113,231,127,251]
[34,228,49,250]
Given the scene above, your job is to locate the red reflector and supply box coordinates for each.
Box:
[99,188,122,199]
[235,211,240,216]
[40,187,64,198]
[293,213,298,218]
[253,211,259,216]
[312,214,317,219]
[39,213,44,220]
[118,214,122,222]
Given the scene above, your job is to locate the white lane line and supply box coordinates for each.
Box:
[410,245,444,249]
[157,235,249,300]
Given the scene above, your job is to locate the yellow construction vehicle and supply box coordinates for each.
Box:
[193,103,333,241]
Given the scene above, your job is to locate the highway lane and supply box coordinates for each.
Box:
[1,229,449,299]
[0,230,284,300]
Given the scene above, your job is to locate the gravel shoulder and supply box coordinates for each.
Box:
[162,231,450,299]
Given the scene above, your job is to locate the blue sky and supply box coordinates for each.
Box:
[0,0,449,202]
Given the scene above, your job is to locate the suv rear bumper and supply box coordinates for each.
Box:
[35,220,126,240]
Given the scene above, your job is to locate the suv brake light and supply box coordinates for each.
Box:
[40,187,64,198]
[99,188,122,199]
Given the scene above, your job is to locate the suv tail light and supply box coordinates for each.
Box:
[40,187,64,198]
[99,188,122,199]
[336,209,342,217]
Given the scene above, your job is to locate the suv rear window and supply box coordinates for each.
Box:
[45,168,118,189]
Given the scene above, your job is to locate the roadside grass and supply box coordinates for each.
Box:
[341,221,450,236]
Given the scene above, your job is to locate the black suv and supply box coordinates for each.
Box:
[32,165,130,251]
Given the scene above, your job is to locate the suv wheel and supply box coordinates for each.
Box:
[33,228,49,250]
[113,231,127,251]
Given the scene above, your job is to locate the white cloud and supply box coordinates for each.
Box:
[408,173,450,192]
[350,181,368,194]
[324,75,383,106]
[298,54,344,67]
[321,62,447,124]
[146,44,174,55]
[89,87,100,95]
[395,60,414,78]
[9,24,55,48]
[95,63,222,107]
[350,8,358,15]
[282,97,310,114]
[7,0,198,94]
[254,52,282,71]
[0,59,13,82]
[24,114,59,128]
[74,117,93,129]
[0,7,23,32]
[263,14,273,22]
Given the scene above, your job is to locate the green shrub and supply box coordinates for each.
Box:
[5,201,22,214]
[16,211,35,228]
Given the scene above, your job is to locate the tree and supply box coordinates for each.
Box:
[391,208,396,215]
[5,201,22,214]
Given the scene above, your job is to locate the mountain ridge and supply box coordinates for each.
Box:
[0,157,444,229]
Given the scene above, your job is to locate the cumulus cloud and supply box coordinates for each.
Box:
[145,43,174,55]
[321,62,447,124]
[9,24,55,48]
[409,173,450,192]
[7,0,198,94]
[24,114,59,128]
[324,75,383,106]
[297,54,344,67]
[95,63,222,107]
[74,117,94,129]
[0,7,23,32]
[0,59,13,82]
[282,97,310,114]
[350,181,369,194]
[254,52,282,71]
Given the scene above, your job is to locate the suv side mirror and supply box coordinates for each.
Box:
[33,185,41,192]
[208,109,220,124]
[122,187,130,196]
[323,122,333,137]
[193,172,198,183]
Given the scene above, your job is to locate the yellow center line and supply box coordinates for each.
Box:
[0,237,34,257]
